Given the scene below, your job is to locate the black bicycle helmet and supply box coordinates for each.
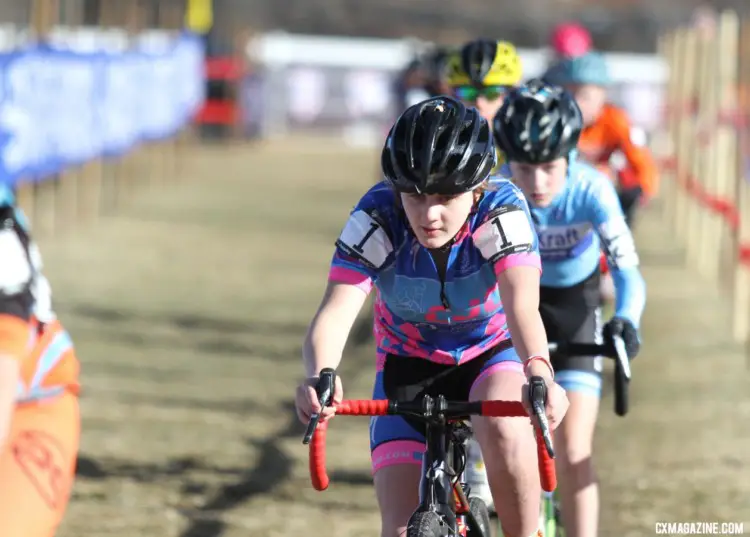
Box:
[493,78,582,164]
[382,96,496,195]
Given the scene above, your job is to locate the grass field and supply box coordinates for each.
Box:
[36,141,749,537]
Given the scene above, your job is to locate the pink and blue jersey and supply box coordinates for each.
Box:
[328,179,541,367]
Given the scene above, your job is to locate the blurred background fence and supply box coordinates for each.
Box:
[658,9,750,349]
[0,0,204,236]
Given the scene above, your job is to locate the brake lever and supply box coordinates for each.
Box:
[612,335,631,380]
[529,376,555,459]
[302,368,337,445]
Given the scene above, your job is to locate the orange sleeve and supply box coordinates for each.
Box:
[605,106,659,197]
[0,314,30,360]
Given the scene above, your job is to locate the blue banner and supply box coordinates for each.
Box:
[0,31,205,187]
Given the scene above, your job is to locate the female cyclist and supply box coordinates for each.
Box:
[374,39,524,354]
[294,96,569,537]
[0,186,81,537]
[491,80,646,537]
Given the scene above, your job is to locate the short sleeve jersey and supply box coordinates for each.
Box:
[328,180,541,365]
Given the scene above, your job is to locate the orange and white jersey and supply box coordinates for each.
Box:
[0,202,79,404]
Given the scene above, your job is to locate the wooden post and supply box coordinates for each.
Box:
[660,31,679,231]
[733,16,750,344]
[704,12,738,285]
[14,182,36,224]
[97,0,117,215]
[691,18,719,279]
[147,0,172,192]
[176,0,199,183]
[125,0,150,198]
[672,29,698,248]
[78,157,103,223]
[665,29,685,236]
[55,0,82,232]
[100,0,128,211]
[29,0,60,238]
[684,29,711,269]
[30,0,59,38]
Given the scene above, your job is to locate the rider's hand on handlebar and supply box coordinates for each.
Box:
[522,360,568,431]
[295,375,344,425]
[522,377,569,431]
[603,316,640,359]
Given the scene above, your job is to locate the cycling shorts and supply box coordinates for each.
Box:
[617,186,643,229]
[540,268,603,398]
[0,391,80,537]
[369,340,523,474]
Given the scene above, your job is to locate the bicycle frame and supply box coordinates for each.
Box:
[419,414,456,520]
[415,407,482,535]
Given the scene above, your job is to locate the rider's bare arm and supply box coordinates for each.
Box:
[302,281,369,378]
[497,265,552,380]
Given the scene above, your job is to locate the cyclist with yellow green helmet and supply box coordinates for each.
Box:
[446,39,524,124]
[446,39,524,177]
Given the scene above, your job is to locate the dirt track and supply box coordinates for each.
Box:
[37,142,749,537]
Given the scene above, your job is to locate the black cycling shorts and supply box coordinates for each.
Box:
[369,339,521,461]
[618,186,642,228]
[540,268,603,396]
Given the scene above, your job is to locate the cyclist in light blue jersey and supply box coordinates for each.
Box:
[468,79,646,537]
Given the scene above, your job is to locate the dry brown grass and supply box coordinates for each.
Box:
[37,141,749,537]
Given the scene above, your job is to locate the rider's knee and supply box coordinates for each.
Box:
[559,425,594,462]
[477,414,534,460]
[470,368,530,458]
[554,389,599,467]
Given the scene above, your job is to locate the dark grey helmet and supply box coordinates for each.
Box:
[493,78,583,164]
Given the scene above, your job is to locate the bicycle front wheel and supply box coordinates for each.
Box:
[407,510,446,537]
[467,497,491,537]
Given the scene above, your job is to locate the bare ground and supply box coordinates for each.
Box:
[35,141,749,537]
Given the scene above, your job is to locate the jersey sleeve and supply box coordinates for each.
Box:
[586,175,647,327]
[328,187,396,294]
[606,106,659,197]
[0,206,34,359]
[472,183,541,278]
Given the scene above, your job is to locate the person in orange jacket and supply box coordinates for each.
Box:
[544,51,659,228]
[0,186,81,537]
